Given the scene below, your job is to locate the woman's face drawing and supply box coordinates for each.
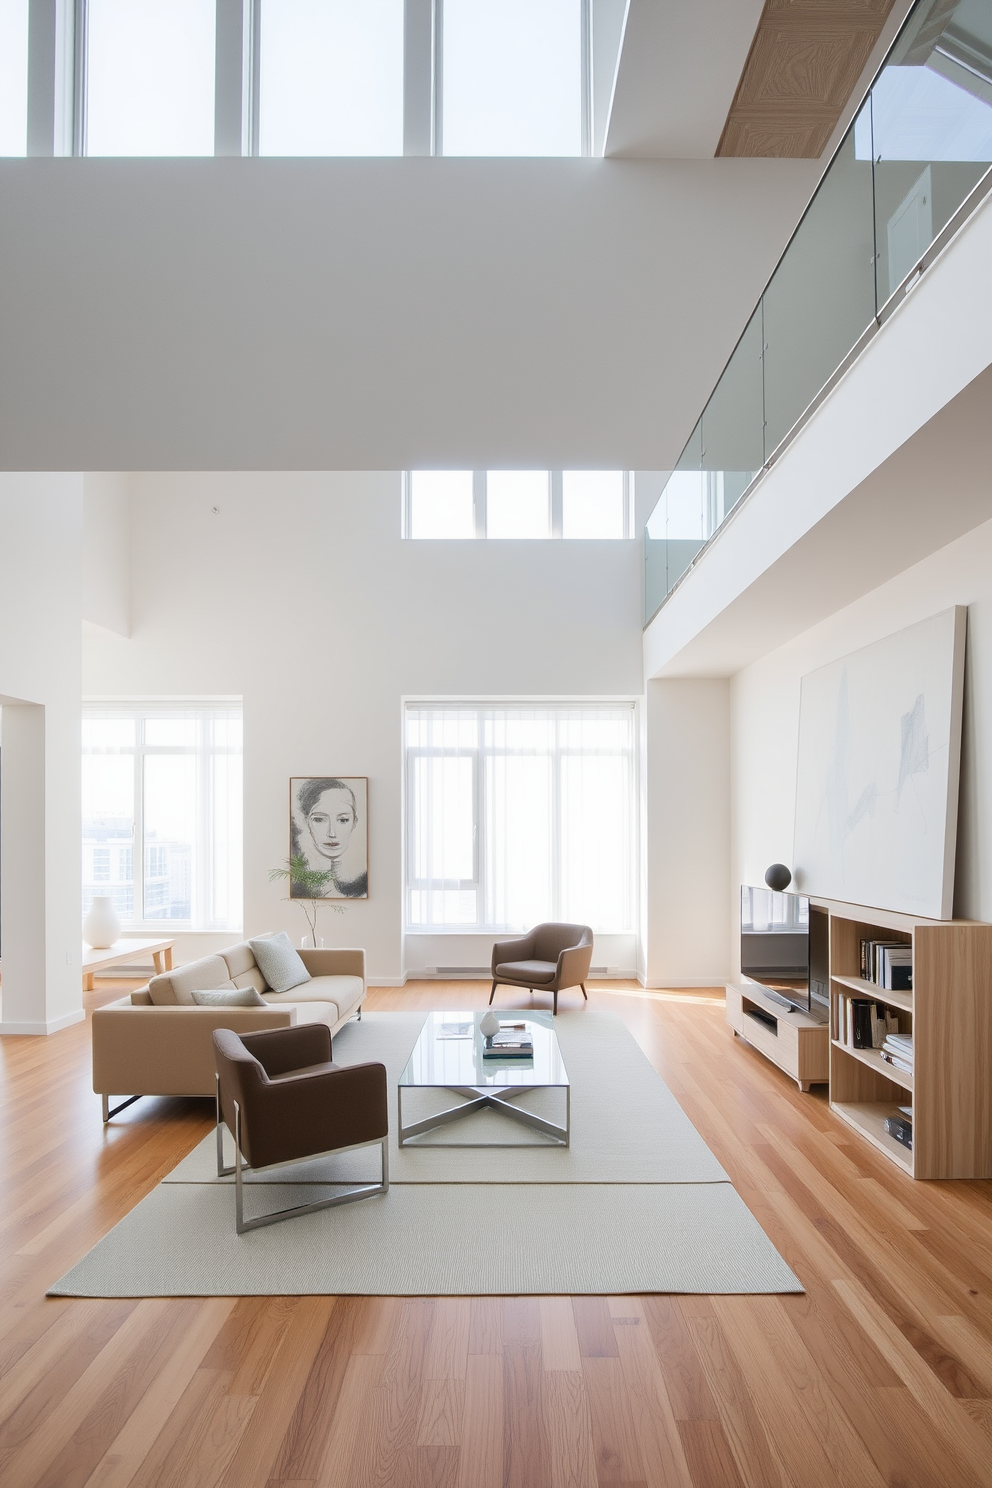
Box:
[306,789,357,862]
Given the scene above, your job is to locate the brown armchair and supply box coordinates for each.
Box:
[489,922,594,1015]
[212,1024,388,1234]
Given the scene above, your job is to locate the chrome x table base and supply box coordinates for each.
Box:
[398,1083,570,1147]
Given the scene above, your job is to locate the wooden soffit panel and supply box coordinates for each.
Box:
[717,0,900,158]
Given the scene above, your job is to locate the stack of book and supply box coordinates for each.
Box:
[842,998,900,1050]
[482,1027,534,1060]
[859,938,913,991]
[880,1032,913,1077]
[883,1105,913,1150]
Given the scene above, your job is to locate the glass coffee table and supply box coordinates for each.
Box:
[398,1010,570,1147]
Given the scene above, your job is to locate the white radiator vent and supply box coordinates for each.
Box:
[418,966,489,976]
[418,964,622,977]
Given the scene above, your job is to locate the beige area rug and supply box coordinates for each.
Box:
[165,1011,729,1186]
[50,1011,802,1297]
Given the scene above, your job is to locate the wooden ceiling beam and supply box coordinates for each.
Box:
[717,0,901,158]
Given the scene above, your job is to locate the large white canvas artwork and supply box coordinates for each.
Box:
[793,608,966,919]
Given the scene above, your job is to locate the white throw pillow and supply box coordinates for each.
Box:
[190,987,268,1007]
[247,931,312,994]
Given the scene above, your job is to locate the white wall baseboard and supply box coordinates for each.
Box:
[640,976,730,988]
[0,1009,86,1035]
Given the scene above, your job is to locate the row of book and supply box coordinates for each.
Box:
[859,938,912,991]
[839,997,901,1051]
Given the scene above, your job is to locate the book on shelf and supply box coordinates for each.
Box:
[841,997,899,1050]
[858,938,913,991]
[880,1050,913,1075]
[883,1113,913,1150]
[882,1034,913,1067]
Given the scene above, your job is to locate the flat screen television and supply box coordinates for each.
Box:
[740,886,829,1022]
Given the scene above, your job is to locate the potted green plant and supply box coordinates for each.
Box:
[269,855,345,946]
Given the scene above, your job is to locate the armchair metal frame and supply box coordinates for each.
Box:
[215,1075,389,1235]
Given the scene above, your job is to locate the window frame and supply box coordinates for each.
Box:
[403,470,632,539]
[82,698,243,933]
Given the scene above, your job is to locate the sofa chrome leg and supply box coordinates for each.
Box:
[357,1006,362,1021]
[103,1093,140,1122]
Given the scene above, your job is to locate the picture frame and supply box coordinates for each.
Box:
[289,776,369,899]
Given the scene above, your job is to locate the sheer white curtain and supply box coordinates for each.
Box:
[406,703,636,931]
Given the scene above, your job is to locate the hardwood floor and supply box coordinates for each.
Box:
[1,978,991,1487]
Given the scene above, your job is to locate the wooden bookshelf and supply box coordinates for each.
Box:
[822,899,992,1179]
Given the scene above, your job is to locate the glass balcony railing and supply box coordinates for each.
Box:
[644,0,992,626]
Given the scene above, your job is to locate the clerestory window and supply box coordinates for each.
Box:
[405,470,630,539]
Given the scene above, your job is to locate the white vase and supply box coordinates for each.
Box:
[83,896,121,950]
[480,1009,500,1039]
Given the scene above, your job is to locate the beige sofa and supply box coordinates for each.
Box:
[92,941,366,1119]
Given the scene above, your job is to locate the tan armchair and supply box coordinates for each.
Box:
[489,922,594,1015]
[212,1024,388,1234]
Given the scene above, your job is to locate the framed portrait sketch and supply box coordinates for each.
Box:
[290,777,369,899]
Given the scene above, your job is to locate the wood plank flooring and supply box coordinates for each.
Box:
[1,978,991,1486]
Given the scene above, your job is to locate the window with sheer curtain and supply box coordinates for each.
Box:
[82,701,243,931]
[405,703,636,932]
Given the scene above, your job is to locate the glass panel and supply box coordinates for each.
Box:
[410,755,476,883]
[259,0,403,156]
[82,717,135,749]
[868,0,992,304]
[86,0,216,156]
[559,753,631,928]
[442,0,582,156]
[562,471,625,538]
[762,118,876,455]
[81,754,135,920]
[143,754,196,919]
[485,752,552,927]
[210,751,243,928]
[700,305,764,518]
[409,471,475,538]
[0,0,29,156]
[486,471,550,538]
[145,718,198,747]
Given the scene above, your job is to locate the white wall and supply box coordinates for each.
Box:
[83,472,130,637]
[643,677,730,985]
[0,157,818,471]
[731,515,992,968]
[0,476,83,1032]
[82,473,643,983]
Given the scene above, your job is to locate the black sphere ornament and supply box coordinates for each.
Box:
[764,863,792,892]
